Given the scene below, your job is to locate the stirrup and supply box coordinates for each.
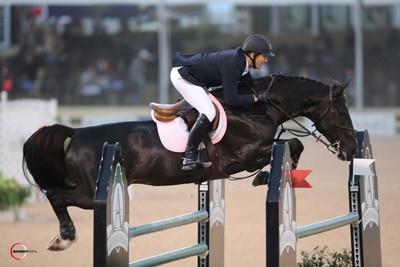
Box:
[182,161,212,171]
[182,153,211,171]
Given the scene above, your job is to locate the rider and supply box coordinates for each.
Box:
[170,34,275,171]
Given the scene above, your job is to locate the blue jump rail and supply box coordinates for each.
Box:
[130,243,208,267]
[296,212,359,239]
[129,210,209,238]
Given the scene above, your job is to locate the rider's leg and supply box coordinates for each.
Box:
[182,113,212,170]
[170,67,216,170]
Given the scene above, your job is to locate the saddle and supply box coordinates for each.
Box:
[149,100,220,131]
[150,95,228,180]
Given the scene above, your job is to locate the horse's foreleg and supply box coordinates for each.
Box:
[251,144,273,187]
[252,139,304,187]
[252,171,270,187]
[45,188,94,251]
[286,138,304,169]
[273,138,304,169]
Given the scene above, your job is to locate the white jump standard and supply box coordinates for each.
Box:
[93,142,225,267]
[265,130,381,267]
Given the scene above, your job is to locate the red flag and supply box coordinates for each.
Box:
[290,170,312,188]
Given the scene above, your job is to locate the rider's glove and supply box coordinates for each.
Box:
[256,91,271,102]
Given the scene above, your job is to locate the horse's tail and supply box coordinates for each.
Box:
[23,124,78,192]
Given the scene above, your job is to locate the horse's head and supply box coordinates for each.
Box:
[309,81,357,161]
[251,74,357,161]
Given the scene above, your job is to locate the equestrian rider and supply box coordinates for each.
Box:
[170,34,275,171]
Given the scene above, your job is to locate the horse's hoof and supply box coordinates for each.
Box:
[252,171,270,187]
[46,234,78,251]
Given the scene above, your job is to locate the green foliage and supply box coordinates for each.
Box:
[0,173,31,211]
[298,246,352,267]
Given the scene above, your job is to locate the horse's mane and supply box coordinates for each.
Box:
[219,73,338,102]
[255,73,328,87]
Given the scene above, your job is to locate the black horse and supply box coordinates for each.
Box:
[23,74,357,250]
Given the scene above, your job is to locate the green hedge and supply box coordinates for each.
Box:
[298,246,352,267]
[0,173,31,211]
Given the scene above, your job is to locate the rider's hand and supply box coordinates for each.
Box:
[255,91,271,102]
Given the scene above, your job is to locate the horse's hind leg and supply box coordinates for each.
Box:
[45,188,94,251]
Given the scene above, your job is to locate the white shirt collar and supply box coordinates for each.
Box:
[242,59,249,76]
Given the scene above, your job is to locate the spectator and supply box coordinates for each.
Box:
[79,65,101,100]
[127,49,153,104]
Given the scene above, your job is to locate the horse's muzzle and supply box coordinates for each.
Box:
[337,148,357,161]
[337,151,347,161]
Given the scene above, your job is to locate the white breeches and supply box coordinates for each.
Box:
[170,67,216,122]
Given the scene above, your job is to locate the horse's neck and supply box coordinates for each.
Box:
[215,78,328,125]
[268,82,328,124]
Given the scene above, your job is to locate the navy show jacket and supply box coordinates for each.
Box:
[173,47,254,107]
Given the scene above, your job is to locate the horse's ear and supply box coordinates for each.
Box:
[335,78,351,95]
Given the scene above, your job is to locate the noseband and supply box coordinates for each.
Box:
[249,78,356,157]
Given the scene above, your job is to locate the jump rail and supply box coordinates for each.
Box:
[93,142,225,267]
[266,130,382,267]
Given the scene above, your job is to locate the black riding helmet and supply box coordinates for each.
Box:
[242,34,275,68]
[242,34,275,56]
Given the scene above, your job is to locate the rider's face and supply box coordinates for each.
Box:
[254,53,268,69]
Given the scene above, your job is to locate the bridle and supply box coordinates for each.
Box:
[228,77,357,181]
[309,84,357,156]
[248,76,357,157]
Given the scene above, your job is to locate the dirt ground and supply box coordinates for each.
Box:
[1,136,399,267]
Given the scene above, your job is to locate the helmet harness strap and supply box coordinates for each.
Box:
[244,51,261,69]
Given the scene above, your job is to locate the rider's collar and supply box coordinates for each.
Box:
[242,60,249,76]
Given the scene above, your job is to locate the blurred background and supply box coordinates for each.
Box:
[0,1,399,107]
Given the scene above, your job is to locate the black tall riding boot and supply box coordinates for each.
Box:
[182,113,212,171]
